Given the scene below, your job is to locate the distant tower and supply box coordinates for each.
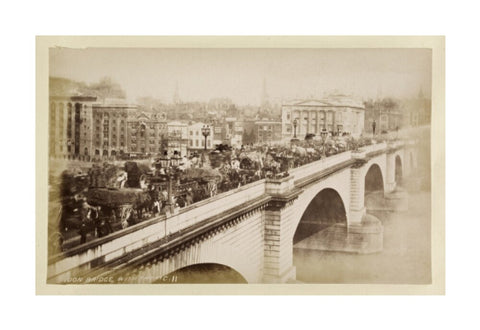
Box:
[173,81,180,105]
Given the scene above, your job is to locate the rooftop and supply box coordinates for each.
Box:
[284,94,365,109]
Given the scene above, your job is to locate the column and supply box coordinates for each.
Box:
[306,110,313,133]
[316,111,320,134]
[332,111,336,135]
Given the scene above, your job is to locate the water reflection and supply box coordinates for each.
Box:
[293,190,431,284]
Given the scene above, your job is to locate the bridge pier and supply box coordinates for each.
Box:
[344,160,384,253]
[263,176,299,283]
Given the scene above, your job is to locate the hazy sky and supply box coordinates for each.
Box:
[50,48,431,105]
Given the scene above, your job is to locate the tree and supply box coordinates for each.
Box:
[79,76,126,101]
[50,76,127,101]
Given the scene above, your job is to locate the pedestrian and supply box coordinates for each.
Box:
[79,201,90,244]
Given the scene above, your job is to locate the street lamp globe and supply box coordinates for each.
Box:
[292,119,298,138]
[320,128,328,157]
[159,151,170,169]
[171,150,182,167]
[320,128,328,141]
[201,125,211,138]
[201,125,211,151]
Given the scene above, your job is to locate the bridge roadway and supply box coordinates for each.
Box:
[47,140,417,284]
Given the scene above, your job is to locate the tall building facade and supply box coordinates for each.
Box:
[187,122,214,152]
[93,102,136,157]
[255,120,283,143]
[127,111,167,155]
[49,95,135,158]
[49,95,144,159]
[166,121,189,156]
[281,95,365,139]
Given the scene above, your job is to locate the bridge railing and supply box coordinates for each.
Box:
[165,179,266,234]
[359,142,387,155]
[289,151,352,183]
[48,179,267,283]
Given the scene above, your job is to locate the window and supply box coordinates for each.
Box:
[189,140,193,146]
[195,140,199,147]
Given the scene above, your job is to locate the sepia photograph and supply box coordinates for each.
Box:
[36,36,444,294]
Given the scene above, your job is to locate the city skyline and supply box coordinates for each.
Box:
[50,48,431,106]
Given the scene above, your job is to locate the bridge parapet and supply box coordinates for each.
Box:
[48,179,268,283]
[265,176,295,195]
[360,142,387,155]
[290,151,352,183]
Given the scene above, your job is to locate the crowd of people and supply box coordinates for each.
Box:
[52,134,385,251]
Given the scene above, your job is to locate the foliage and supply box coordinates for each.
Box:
[49,76,126,100]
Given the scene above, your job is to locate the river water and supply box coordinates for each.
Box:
[293,189,431,284]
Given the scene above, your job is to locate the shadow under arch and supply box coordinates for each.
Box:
[153,263,248,284]
[395,155,403,185]
[293,188,347,245]
[365,163,384,193]
[364,163,386,212]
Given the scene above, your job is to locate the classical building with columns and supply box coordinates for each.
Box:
[281,94,365,139]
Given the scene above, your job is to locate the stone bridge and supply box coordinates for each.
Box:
[47,140,417,284]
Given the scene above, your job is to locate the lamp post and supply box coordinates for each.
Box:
[292,119,298,139]
[320,128,328,158]
[201,125,210,151]
[158,151,182,215]
[263,126,268,144]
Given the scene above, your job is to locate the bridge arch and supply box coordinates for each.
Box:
[127,238,259,284]
[364,163,385,194]
[293,188,347,245]
[155,263,248,284]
